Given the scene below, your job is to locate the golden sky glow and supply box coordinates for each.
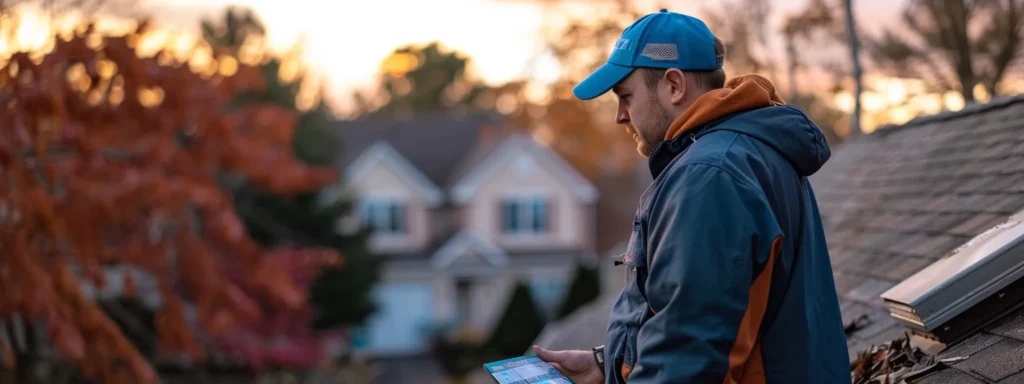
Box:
[4,0,1019,132]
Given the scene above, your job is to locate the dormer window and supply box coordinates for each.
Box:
[361,197,407,235]
[501,196,549,235]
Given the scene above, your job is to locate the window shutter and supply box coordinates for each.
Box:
[544,198,554,233]
[389,201,406,234]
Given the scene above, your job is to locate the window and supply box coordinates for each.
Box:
[360,198,407,235]
[501,196,549,234]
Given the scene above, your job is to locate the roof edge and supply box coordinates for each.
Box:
[450,136,599,204]
[344,141,445,206]
[871,92,1024,137]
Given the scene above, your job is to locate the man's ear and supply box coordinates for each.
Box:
[663,69,688,105]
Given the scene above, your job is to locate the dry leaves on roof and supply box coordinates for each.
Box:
[851,334,970,384]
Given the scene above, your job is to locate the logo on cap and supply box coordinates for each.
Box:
[614,38,631,50]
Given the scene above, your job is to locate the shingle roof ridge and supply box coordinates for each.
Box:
[871,92,1024,137]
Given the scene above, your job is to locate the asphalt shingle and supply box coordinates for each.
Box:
[938,332,1003,360]
[989,312,1024,341]
[954,338,1024,382]
[915,368,987,384]
[811,94,1024,371]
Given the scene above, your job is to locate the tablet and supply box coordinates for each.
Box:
[483,355,574,384]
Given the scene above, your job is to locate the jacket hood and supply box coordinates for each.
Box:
[661,74,831,176]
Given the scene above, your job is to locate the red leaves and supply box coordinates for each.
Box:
[211,247,347,371]
[0,22,342,383]
[1,336,14,369]
[156,297,204,361]
[224,283,261,324]
[49,317,86,361]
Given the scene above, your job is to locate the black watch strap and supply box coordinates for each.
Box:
[592,345,605,372]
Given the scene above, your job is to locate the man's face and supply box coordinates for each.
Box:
[612,71,676,157]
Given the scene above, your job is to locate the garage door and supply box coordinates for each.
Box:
[358,282,435,355]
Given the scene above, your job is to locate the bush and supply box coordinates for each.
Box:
[429,326,488,381]
[556,263,602,320]
[485,281,547,358]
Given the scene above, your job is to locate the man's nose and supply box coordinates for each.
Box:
[616,106,629,125]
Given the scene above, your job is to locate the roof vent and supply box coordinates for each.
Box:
[881,214,1024,345]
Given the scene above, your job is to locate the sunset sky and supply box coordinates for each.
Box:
[128,0,908,112]
[11,0,982,129]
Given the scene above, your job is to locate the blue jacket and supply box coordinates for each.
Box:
[604,100,850,383]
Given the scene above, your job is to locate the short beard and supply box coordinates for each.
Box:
[635,100,676,157]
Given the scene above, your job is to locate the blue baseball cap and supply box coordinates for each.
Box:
[572,9,722,100]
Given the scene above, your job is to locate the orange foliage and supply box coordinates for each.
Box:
[0,21,340,383]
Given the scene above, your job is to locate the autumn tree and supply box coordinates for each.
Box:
[352,42,494,119]
[495,0,647,179]
[866,0,1024,103]
[485,281,546,358]
[774,0,857,142]
[780,0,841,98]
[0,20,343,384]
[703,0,775,78]
[201,6,380,332]
[555,263,600,320]
[0,0,136,17]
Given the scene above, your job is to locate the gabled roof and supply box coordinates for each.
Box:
[334,112,505,188]
[335,112,598,206]
[345,141,445,206]
[811,93,1024,380]
[450,135,599,204]
[430,229,509,269]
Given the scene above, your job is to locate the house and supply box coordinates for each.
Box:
[533,94,1024,383]
[331,113,599,357]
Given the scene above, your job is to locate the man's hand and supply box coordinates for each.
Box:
[532,345,604,384]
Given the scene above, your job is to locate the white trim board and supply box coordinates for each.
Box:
[345,141,444,207]
[450,137,599,204]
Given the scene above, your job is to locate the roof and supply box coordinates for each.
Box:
[336,112,598,204]
[818,94,1024,382]
[851,330,1024,384]
[449,135,599,204]
[335,112,508,188]
[812,93,1024,370]
[344,141,445,205]
[531,294,617,351]
[534,94,1024,382]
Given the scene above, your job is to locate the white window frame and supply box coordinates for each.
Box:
[500,192,551,237]
[359,196,408,236]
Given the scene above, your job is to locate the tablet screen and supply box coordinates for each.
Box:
[483,355,574,384]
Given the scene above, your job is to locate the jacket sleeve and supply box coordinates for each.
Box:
[628,163,783,384]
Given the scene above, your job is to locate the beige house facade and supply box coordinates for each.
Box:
[332,114,599,357]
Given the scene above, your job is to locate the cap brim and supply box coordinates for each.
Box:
[572,62,634,100]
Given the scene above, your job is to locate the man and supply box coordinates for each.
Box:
[532,9,850,384]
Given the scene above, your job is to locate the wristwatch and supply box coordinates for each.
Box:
[592,345,605,372]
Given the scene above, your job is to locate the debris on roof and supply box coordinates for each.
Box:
[850,335,971,384]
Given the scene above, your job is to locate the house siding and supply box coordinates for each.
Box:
[466,149,589,250]
[351,161,431,253]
